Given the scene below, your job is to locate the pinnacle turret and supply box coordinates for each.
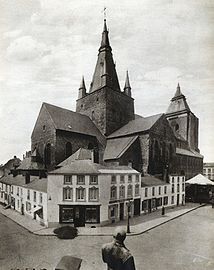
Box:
[124,71,132,97]
[78,76,87,99]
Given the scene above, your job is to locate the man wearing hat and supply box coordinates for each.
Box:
[102,227,136,270]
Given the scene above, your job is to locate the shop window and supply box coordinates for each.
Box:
[90,175,98,185]
[119,186,125,198]
[77,175,85,185]
[120,175,125,183]
[135,184,140,196]
[89,187,99,201]
[63,187,73,201]
[85,207,98,223]
[64,175,72,184]
[127,184,133,198]
[61,207,74,223]
[156,198,162,207]
[111,175,116,184]
[142,200,148,211]
[76,187,85,201]
[110,186,117,200]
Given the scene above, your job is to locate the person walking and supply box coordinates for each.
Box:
[102,227,136,270]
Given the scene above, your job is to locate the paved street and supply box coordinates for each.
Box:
[0,205,214,270]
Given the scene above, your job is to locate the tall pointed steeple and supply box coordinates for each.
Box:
[89,19,120,93]
[78,76,87,99]
[124,70,132,97]
[166,83,190,114]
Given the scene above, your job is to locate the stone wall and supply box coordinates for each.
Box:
[76,87,135,136]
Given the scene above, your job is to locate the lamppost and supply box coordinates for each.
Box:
[126,200,133,233]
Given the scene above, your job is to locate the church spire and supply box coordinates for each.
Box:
[78,76,87,99]
[124,70,132,97]
[89,19,120,93]
[174,82,182,98]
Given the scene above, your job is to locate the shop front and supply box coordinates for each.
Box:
[59,205,100,227]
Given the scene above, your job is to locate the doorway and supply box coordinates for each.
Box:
[134,199,141,216]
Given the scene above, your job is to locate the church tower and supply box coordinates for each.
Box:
[166,83,199,151]
[76,20,135,136]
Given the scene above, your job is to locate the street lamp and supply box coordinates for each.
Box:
[126,200,133,233]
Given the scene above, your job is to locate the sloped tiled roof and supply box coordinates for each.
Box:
[50,160,105,175]
[17,157,45,171]
[176,148,203,158]
[58,148,93,166]
[103,136,138,160]
[23,178,47,193]
[43,103,106,145]
[141,175,169,187]
[0,175,47,192]
[108,114,163,138]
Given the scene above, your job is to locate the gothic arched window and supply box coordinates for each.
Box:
[65,142,72,158]
[44,143,51,166]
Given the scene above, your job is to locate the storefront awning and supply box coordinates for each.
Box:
[31,205,42,213]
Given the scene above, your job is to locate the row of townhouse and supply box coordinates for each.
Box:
[0,174,47,226]
[0,159,185,228]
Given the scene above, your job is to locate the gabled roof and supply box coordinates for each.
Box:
[50,160,105,175]
[108,113,163,138]
[42,103,106,145]
[176,148,203,158]
[104,136,138,160]
[17,157,45,171]
[58,148,93,166]
[141,175,169,187]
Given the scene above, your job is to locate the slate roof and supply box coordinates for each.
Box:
[43,103,106,145]
[108,113,163,138]
[17,157,45,171]
[0,175,47,192]
[176,148,203,158]
[58,148,93,166]
[50,160,105,175]
[103,136,138,160]
[141,175,169,187]
[23,178,47,193]
[186,174,214,185]
[204,163,214,167]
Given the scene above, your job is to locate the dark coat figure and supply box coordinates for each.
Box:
[102,228,136,270]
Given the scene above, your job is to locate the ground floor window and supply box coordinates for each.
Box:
[109,205,118,220]
[152,198,156,208]
[163,196,168,205]
[171,196,174,204]
[142,200,148,211]
[156,198,162,207]
[60,206,74,223]
[85,207,98,223]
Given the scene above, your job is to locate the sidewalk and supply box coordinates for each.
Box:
[0,203,205,236]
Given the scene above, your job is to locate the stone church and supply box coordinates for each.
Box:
[31,20,203,180]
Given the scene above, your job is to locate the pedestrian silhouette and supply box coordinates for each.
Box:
[102,227,136,270]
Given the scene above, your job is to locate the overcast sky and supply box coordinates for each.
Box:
[0,0,213,164]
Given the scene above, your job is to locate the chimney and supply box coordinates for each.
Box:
[25,173,30,184]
